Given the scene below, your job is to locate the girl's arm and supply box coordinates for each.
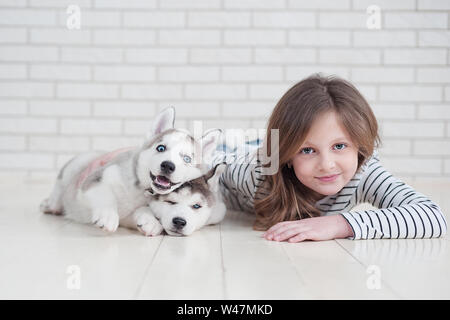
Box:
[340,158,447,240]
[210,147,262,213]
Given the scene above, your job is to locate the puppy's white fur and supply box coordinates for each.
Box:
[137,163,227,237]
[40,107,221,235]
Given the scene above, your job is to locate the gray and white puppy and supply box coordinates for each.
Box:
[40,107,221,235]
[137,162,227,237]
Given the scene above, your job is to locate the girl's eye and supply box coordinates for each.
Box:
[300,147,314,155]
[192,204,201,209]
[156,145,166,152]
[183,155,192,163]
[334,143,347,150]
[164,200,176,205]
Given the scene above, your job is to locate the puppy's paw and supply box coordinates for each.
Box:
[40,198,51,213]
[40,198,62,215]
[136,212,163,237]
[91,208,119,233]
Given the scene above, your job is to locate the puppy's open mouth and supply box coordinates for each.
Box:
[150,172,179,190]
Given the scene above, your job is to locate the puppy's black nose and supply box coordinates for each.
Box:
[161,161,175,174]
[172,217,186,229]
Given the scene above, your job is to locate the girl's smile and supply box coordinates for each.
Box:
[316,173,341,183]
[290,110,359,197]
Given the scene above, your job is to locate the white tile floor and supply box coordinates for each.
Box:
[0,180,449,299]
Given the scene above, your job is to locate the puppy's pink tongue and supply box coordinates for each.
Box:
[156,175,170,187]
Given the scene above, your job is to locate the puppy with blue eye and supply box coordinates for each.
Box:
[40,107,222,235]
[135,163,227,237]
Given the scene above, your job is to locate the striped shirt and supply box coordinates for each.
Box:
[212,148,447,240]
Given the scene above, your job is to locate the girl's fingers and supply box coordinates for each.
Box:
[265,223,306,241]
[263,223,290,239]
[263,221,292,237]
[272,226,305,242]
[287,232,311,243]
[263,223,286,239]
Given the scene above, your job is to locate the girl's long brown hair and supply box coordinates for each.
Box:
[254,74,381,231]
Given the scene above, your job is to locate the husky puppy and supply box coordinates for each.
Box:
[40,107,221,235]
[136,162,227,236]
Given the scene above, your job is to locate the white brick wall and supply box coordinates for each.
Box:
[0,0,449,183]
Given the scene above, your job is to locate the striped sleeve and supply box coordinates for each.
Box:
[211,149,264,212]
[340,157,447,240]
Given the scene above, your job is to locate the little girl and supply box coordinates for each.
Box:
[212,74,447,242]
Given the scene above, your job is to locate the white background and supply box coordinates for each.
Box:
[0,0,449,183]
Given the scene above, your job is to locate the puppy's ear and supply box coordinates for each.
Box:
[200,128,222,165]
[147,106,175,139]
[205,162,226,191]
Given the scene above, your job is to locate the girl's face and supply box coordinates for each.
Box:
[291,110,358,200]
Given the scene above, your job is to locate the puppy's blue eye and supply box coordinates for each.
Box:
[183,155,192,163]
[156,145,166,152]
[192,204,201,209]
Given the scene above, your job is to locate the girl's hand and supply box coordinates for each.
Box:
[262,215,354,243]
